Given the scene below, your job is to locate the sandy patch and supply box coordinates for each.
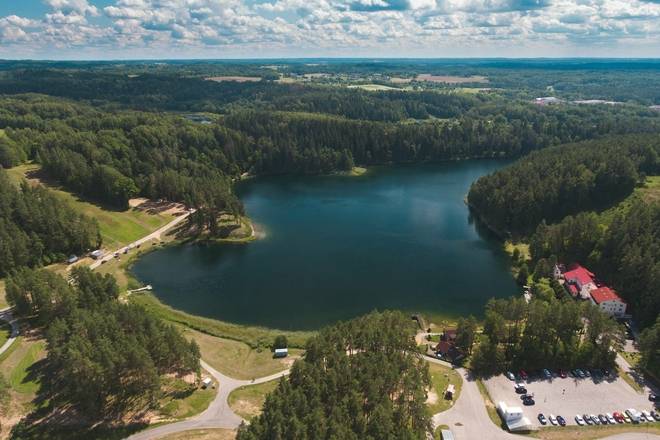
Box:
[426,389,439,405]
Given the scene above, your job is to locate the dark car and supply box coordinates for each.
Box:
[583,413,593,425]
[559,369,567,378]
[598,414,608,424]
[538,413,547,425]
[523,398,535,406]
[650,393,659,402]
[519,370,528,380]
[515,386,527,394]
[557,415,566,426]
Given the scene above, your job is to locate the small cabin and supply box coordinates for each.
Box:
[445,384,455,400]
[274,348,288,358]
[67,255,79,264]
[90,250,104,259]
[201,377,212,389]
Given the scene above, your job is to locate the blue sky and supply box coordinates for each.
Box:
[1,0,659,59]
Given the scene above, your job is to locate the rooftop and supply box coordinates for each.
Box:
[563,264,595,286]
[591,286,624,304]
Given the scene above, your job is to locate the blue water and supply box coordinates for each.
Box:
[132,161,517,330]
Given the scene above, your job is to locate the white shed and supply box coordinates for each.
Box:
[274,348,288,358]
[201,377,213,388]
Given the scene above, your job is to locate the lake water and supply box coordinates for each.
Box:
[132,161,517,330]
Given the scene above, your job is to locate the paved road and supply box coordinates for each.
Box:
[90,211,193,270]
[125,360,289,440]
[0,307,19,356]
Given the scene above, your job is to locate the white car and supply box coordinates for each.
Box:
[623,414,631,423]
[641,410,654,422]
[606,413,616,424]
[575,414,585,425]
[549,414,558,425]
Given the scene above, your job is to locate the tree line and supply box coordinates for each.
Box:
[467,134,660,236]
[0,168,100,277]
[237,311,431,440]
[471,294,625,376]
[6,267,200,417]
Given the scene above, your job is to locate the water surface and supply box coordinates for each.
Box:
[132,161,517,330]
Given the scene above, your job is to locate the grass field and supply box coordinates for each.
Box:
[0,321,10,347]
[228,379,279,420]
[0,279,7,309]
[531,423,660,440]
[158,376,216,420]
[476,378,504,429]
[6,163,175,250]
[183,328,302,380]
[427,362,463,414]
[162,429,236,440]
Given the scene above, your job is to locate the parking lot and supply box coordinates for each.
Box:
[484,372,654,427]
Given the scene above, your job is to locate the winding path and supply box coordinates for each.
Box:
[125,360,289,440]
[0,307,19,356]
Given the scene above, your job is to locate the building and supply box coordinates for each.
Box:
[562,264,596,299]
[441,328,457,342]
[590,286,627,317]
[440,429,455,440]
[434,341,464,363]
[201,377,213,388]
[274,348,288,358]
[497,401,534,432]
[90,250,104,260]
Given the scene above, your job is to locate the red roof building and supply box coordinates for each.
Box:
[590,286,627,317]
[563,264,595,287]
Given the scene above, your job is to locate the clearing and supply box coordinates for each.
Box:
[182,328,301,380]
[347,84,404,91]
[157,375,217,422]
[416,74,489,84]
[206,76,261,83]
[6,163,180,250]
[428,362,463,414]
[162,429,236,440]
[228,379,280,420]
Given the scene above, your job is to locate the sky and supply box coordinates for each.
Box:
[0,0,659,59]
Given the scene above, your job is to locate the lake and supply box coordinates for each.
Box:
[132,161,518,330]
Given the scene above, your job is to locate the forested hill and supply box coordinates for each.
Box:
[467,134,660,236]
[0,168,100,276]
[237,311,431,440]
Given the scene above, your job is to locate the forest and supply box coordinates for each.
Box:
[0,168,100,276]
[237,311,431,440]
[6,267,200,419]
[471,295,625,375]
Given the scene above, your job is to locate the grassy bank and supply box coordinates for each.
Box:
[162,429,236,440]
[427,363,463,415]
[0,321,9,347]
[228,380,280,420]
[531,423,660,440]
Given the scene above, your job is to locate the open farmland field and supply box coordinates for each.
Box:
[416,74,489,84]
[205,76,261,82]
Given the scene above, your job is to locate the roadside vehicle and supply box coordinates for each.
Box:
[590,414,600,425]
[583,369,591,377]
[623,413,632,423]
[537,413,547,425]
[523,397,535,406]
[641,410,654,422]
[583,413,593,425]
[542,369,552,379]
[557,415,566,426]
[650,393,659,402]
[625,408,641,423]
[603,368,611,377]
[558,369,567,378]
[598,414,608,424]
[575,414,585,425]
[505,371,515,380]
[549,414,557,425]
[650,410,660,421]
[606,413,615,424]
[613,412,624,423]
[576,369,586,378]
[515,383,527,394]
[519,370,528,380]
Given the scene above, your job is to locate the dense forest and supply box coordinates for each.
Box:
[467,134,660,235]
[237,311,431,440]
[6,267,200,417]
[471,295,624,375]
[0,168,100,276]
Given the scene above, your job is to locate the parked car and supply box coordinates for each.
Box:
[590,414,600,425]
[538,413,547,425]
[650,393,659,402]
[523,397,535,406]
[606,413,616,424]
[549,414,558,425]
[623,413,632,423]
[576,369,585,378]
[558,369,567,378]
[575,414,585,425]
[583,413,593,425]
[641,410,654,422]
[515,384,527,394]
[598,414,608,424]
[542,368,552,379]
[557,415,566,426]
[603,368,611,377]
[519,370,528,380]
[650,410,660,421]
[505,371,515,380]
[613,412,625,423]
[625,409,641,423]
[584,369,591,378]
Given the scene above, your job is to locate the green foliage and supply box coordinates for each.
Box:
[638,317,660,379]
[237,311,432,440]
[472,296,625,376]
[0,168,100,276]
[273,335,288,350]
[468,134,660,235]
[454,315,478,355]
[7,267,200,416]
[0,372,10,414]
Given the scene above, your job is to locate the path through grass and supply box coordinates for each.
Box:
[228,379,279,420]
